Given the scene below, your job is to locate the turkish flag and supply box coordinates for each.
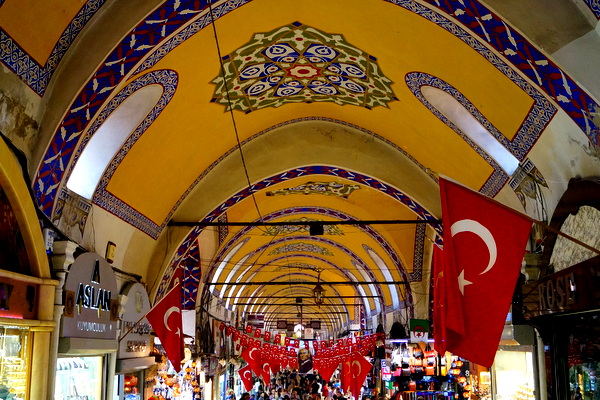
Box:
[349,353,372,399]
[146,284,185,372]
[315,356,339,383]
[340,356,351,394]
[238,364,254,391]
[241,344,263,376]
[438,177,531,367]
[432,246,449,355]
[261,361,272,383]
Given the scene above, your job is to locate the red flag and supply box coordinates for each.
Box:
[146,284,185,372]
[316,356,339,384]
[432,246,449,355]
[438,177,531,367]
[241,344,263,376]
[238,364,254,391]
[349,353,372,399]
[340,356,351,394]
[261,360,272,383]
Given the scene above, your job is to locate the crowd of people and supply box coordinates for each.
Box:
[226,369,381,400]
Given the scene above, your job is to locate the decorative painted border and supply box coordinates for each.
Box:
[411,222,426,282]
[89,69,179,238]
[584,0,600,19]
[157,170,442,302]
[406,72,555,196]
[33,0,597,229]
[0,0,107,96]
[399,0,598,144]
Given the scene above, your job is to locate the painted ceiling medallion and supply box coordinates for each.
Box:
[211,22,397,112]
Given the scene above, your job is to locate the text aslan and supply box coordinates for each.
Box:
[75,283,111,312]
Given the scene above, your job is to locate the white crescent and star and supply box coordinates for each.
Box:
[242,369,251,380]
[164,306,181,336]
[352,360,362,377]
[451,219,498,295]
[248,347,259,361]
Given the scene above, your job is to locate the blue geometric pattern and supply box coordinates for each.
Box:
[394,0,599,145]
[89,69,179,238]
[584,0,600,19]
[0,0,107,96]
[411,223,426,282]
[32,0,599,229]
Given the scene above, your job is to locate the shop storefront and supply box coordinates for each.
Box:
[115,282,155,400]
[520,177,600,400]
[1,138,58,400]
[54,251,119,400]
[0,273,57,400]
[387,341,484,399]
[492,319,540,400]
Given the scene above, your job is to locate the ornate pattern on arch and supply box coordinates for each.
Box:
[406,71,553,196]
[33,0,596,228]
[164,206,417,310]
[583,0,600,19]
[47,70,178,237]
[211,22,396,112]
[394,0,596,144]
[89,70,179,237]
[0,0,107,96]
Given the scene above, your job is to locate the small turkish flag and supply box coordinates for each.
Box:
[438,177,531,367]
[317,356,339,383]
[241,344,263,376]
[146,284,184,372]
[238,364,253,391]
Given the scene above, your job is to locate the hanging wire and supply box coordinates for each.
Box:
[207,1,263,222]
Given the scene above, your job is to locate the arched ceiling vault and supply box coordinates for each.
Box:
[5,0,599,336]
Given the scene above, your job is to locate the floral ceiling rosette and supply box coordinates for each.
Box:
[211,22,396,112]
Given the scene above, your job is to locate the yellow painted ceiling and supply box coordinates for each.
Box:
[0,0,84,64]
[106,0,532,225]
[12,0,562,334]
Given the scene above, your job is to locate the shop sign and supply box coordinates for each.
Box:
[381,366,391,381]
[118,282,152,359]
[523,258,599,318]
[0,278,37,320]
[62,253,119,339]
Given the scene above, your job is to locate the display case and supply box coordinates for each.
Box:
[492,346,535,400]
[0,325,30,400]
[54,356,103,400]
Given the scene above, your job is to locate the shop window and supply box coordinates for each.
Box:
[0,325,30,400]
[55,356,103,400]
[493,347,536,399]
[566,313,600,400]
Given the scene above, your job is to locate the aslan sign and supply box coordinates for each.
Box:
[75,259,112,314]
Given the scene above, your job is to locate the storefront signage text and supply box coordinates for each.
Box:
[62,253,118,339]
[75,284,111,312]
[538,272,576,312]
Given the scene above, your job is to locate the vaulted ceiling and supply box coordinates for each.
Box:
[3,0,599,336]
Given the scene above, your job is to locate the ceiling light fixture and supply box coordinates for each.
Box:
[313,270,326,307]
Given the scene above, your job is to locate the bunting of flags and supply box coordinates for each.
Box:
[220,323,381,392]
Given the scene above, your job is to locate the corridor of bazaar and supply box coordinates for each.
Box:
[0,1,599,400]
